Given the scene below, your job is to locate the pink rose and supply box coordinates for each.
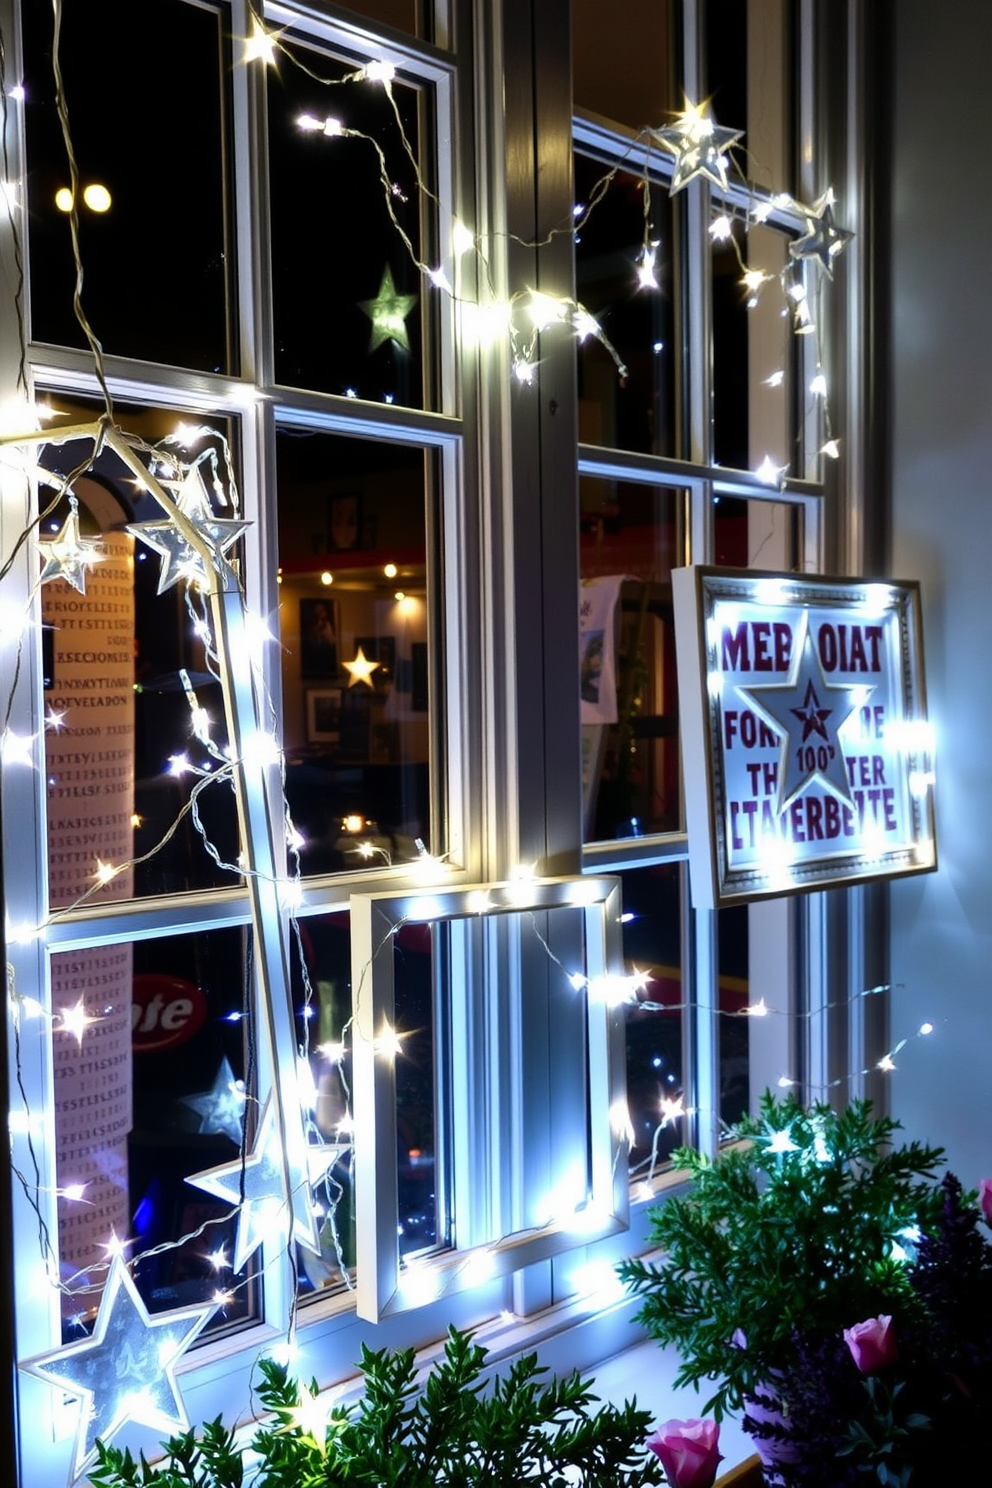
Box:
[646,1418,722,1488]
[843,1314,897,1373]
[978,1177,992,1225]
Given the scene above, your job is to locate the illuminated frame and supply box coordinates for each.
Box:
[350,875,628,1322]
[673,566,937,908]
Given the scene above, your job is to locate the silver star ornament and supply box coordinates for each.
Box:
[650,100,744,195]
[788,190,854,276]
[185,1097,347,1272]
[20,1255,215,1481]
[36,495,103,594]
[127,465,249,594]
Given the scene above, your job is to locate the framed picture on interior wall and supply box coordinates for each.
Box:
[306,687,343,744]
[299,597,340,679]
[329,491,363,551]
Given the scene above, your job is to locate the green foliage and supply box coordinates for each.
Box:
[617,1092,946,1419]
[87,1326,663,1488]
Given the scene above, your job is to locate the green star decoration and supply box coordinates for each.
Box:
[35,495,103,594]
[650,99,744,195]
[20,1255,215,1481]
[360,264,418,353]
[127,465,249,594]
[788,190,854,277]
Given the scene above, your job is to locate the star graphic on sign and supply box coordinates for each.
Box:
[343,646,379,688]
[35,495,103,594]
[20,1255,215,1481]
[649,99,744,195]
[185,1098,346,1272]
[181,1056,247,1144]
[359,265,418,353]
[127,465,249,594]
[788,189,854,277]
[737,616,866,813]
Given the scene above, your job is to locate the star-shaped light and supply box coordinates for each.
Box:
[359,265,418,353]
[127,466,249,594]
[181,1056,246,1145]
[765,1127,799,1155]
[35,496,103,594]
[650,99,743,195]
[343,646,379,688]
[185,1099,345,1272]
[59,997,97,1047]
[1,729,36,768]
[738,616,865,813]
[20,1255,215,1481]
[788,189,854,277]
[243,16,278,64]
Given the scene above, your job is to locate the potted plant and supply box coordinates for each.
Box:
[618,1092,992,1485]
[86,1325,670,1488]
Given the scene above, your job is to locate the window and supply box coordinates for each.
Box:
[2,1,860,1483]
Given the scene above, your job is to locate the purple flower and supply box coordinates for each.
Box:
[646,1418,722,1488]
[978,1177,992,1226]
[843,1315,897,1373]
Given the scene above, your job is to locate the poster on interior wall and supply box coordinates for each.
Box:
[580,575,624,724]
[672,566,937,908]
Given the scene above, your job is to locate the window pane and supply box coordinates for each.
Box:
[717,904,749,1128]
[295,908,443,1301]
[706,0,795,198]
[712,222,797,475]
[619,865,684,1179]
[277,430,433,873]
[23,0,234,374]
[39,397,242,905]
[581,480,683,842]
[52,927,255,1343]
[572,0,675,132]
[574,153,676,457]
[268,46,429,407]
[713,493,800,570]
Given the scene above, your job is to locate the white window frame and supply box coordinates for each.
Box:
[0,0,874,1482]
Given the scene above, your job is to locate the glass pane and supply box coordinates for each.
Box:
[572,0,674,131]
[277,430,432,873]
[268,44,430,407]
[706,0,795,198]
[295,908,442,1300]
[23,0,234,374]
[574,153,676,456]
[581,480,683,842]
[718,904,749,1128]
[39,395,242,904]
[52,927,255,1342]
[713,493,800,571]
[620,865,684,1180]
[712,222,797,475]
[344,0,421,37]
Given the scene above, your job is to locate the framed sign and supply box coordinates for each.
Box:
[673,567,937,907]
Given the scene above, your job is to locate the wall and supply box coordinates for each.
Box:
[888,0,992,1182]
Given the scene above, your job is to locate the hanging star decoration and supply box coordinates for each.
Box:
[181,1056,247,1145]
[738,616,865,814]
[185,1097,345,1272]
[127,465,249,595]
[20,1254,215,1481]
[649,99,744,195]
[359,265,418,353]
[35,495,103,594]
[788,189,854,277]
[343,645,379,688]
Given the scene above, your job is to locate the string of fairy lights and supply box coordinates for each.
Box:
[0,5,928,1485]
